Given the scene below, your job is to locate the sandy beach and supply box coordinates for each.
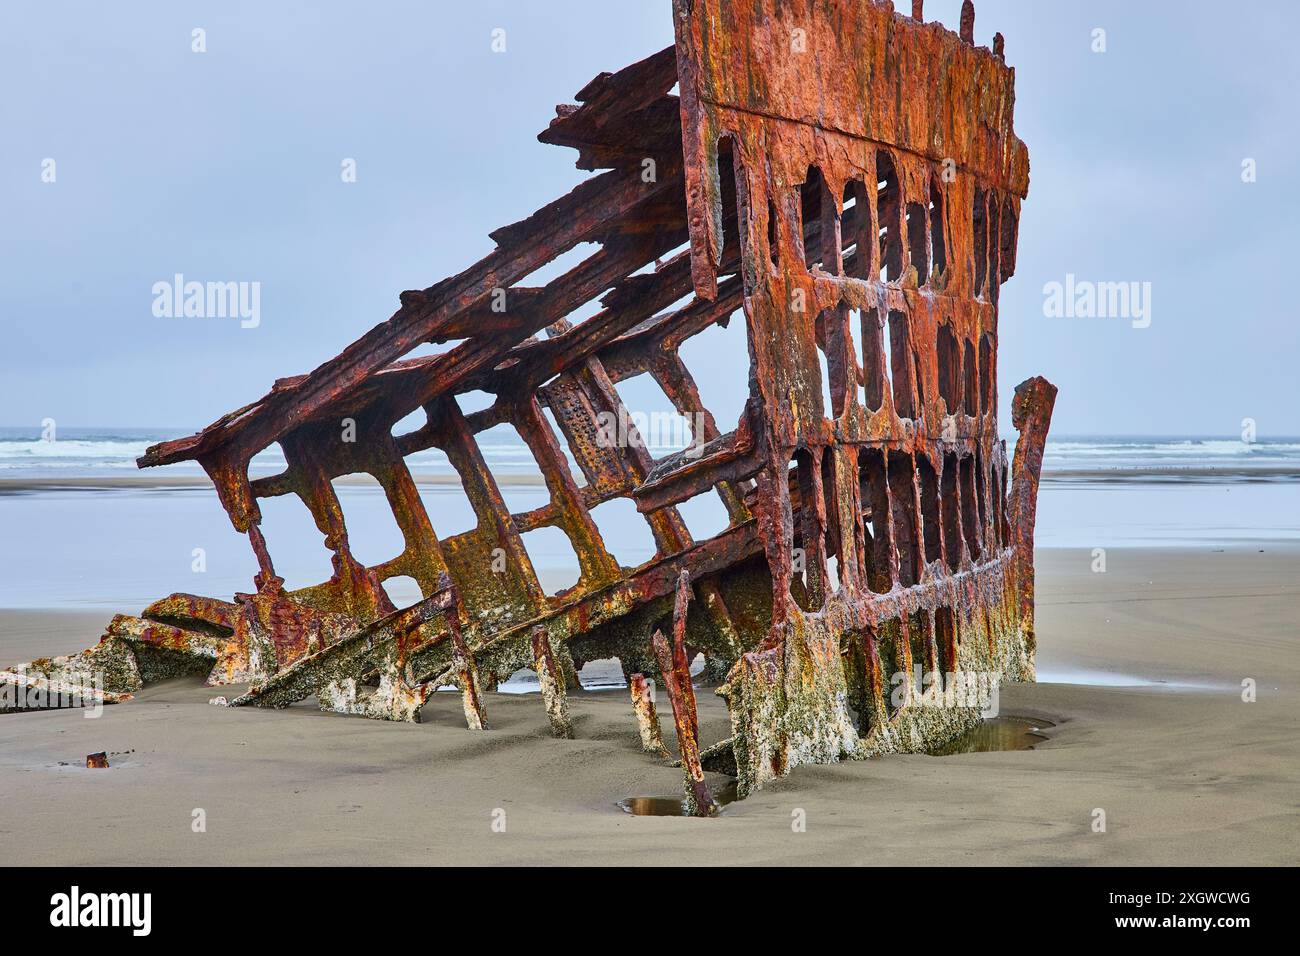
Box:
[2,545,1296,866]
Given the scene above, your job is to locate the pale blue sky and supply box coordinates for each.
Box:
[2,0,1297,437]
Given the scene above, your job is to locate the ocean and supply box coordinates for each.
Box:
[5,427,1300,479]
[1,427,1297,610]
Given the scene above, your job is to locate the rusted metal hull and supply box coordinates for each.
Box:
[13,1,1055,802]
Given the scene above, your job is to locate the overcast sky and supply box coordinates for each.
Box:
[2,0,1297,437]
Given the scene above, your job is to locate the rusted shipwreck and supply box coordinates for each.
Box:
[9,0,1055,810]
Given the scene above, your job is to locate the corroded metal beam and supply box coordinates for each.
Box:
[629,672,669,756]
[531,626,573,739]
[651,571,717,816]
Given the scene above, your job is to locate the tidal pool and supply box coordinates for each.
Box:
[927,716,1054,755]
[618,779,739,817]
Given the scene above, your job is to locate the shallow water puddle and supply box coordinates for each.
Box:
[927,716,1054,756]
[621,719,1054,812]
[619,779,738,816]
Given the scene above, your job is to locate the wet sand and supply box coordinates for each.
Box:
[2,546,1297,865]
